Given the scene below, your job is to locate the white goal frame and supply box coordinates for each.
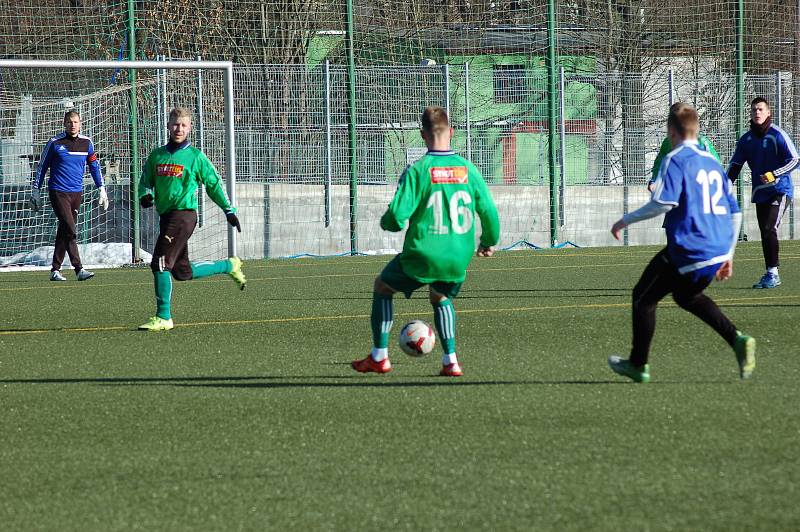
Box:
[0,59,238,259]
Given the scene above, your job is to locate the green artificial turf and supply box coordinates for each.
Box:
[1,242,799,531]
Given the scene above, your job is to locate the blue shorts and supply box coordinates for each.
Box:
[683,263,723,285]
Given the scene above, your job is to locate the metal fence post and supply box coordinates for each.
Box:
[324,59,332,228]
[223,63,237,257]
[464,62,471,161]
[155,56,163,145]
[196,55,206,227]
[776,71,795,239]
[558,66,566,228]
[127,0,140,263]
[345,0,358,254]
[668,68,674,106]
[735,0,746,217]
[160,55,168,129]
[443,63,451,117]
[546,0,559,246]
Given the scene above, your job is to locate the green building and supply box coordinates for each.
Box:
[307,28,600,185]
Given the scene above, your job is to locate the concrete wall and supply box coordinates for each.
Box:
[188,183,800,260]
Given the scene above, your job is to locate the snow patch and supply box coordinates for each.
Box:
[0,243,152,270]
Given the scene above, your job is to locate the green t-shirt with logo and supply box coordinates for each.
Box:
[139,143,232,215]
[380,150,500,283]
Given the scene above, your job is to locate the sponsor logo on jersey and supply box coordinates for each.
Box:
[157,164,184,178]
[430,166,468,184]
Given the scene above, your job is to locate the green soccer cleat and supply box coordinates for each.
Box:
[733,332,756,380]
[608,355,650,383]
[138,316,174,331]
[228,256,246,290]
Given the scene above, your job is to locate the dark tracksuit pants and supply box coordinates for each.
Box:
[630,249,739,367]
[755,194,790,269]
[49,190,83,273]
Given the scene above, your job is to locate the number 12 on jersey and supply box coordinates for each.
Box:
[696,169,727,215]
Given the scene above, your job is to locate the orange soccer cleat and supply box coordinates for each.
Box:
[439,362,463,377]
[351,355,392,374]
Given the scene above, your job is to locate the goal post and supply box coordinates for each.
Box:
[0,58,237,267]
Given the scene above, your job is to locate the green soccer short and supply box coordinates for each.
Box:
[380,255,463,299]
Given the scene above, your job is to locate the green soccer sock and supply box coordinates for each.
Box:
[371,292,394,349]
[433,298,456,355]
[190,259,232,279]
[154,271,173,320]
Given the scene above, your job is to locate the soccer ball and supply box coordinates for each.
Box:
[399,320,436,357]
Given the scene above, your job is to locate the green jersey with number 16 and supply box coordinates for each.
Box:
[380,150,500,283]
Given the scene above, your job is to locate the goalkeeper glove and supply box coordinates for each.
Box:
[98,186,109,211]
[225,210,241,232]
[140,194,154,209]
[29,188,42,212]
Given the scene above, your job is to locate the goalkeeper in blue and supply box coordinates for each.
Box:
[608,103,755,383]
[351,106,500,377]
[727,97,798,289]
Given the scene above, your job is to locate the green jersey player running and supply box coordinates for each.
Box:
[137,107,246,331]
[352,106,501,377]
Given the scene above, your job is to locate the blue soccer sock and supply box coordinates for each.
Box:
[154,271,172,320]
[433,298,457,358]
[370,293,394,358]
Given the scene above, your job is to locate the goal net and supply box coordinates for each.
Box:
[0,60,238,269]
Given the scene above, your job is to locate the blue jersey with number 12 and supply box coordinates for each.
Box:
[652,141,740,275]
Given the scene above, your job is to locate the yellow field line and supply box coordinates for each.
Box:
[1,293,798,337]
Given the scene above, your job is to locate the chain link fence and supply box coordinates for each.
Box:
[1,62,799,264]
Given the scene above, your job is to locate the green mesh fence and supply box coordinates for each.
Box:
[0,0,798,263]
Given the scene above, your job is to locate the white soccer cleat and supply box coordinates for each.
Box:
[50,270,67,281]
[138,316,174,331]
[76,268,95,281]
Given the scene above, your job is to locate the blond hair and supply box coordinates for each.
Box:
[421,106,450,135]
[168,107,193,123]
[667,102,699,138]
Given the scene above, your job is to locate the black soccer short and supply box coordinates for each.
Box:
[150,209,198,281]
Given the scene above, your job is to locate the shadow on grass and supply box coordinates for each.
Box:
[720,303,800,308]
[153,379,629,389]
[465,288,629,293]
[0,375,699,387]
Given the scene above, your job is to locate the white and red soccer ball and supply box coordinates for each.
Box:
[399,320,436,357]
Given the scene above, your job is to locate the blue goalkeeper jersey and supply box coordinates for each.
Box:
[34,132,103,192]
[652,140,740,275]
[727,124,798,203]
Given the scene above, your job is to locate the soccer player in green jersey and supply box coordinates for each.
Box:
[137,107,246,331]
[351,106,501,377]
[648,134,719,191]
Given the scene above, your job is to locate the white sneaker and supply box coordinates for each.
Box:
[76,268,95,281]
[50,270,66,282]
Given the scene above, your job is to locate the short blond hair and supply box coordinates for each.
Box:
[667,102,699,138]
[421,106,450,135]
[168,107,193,123]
